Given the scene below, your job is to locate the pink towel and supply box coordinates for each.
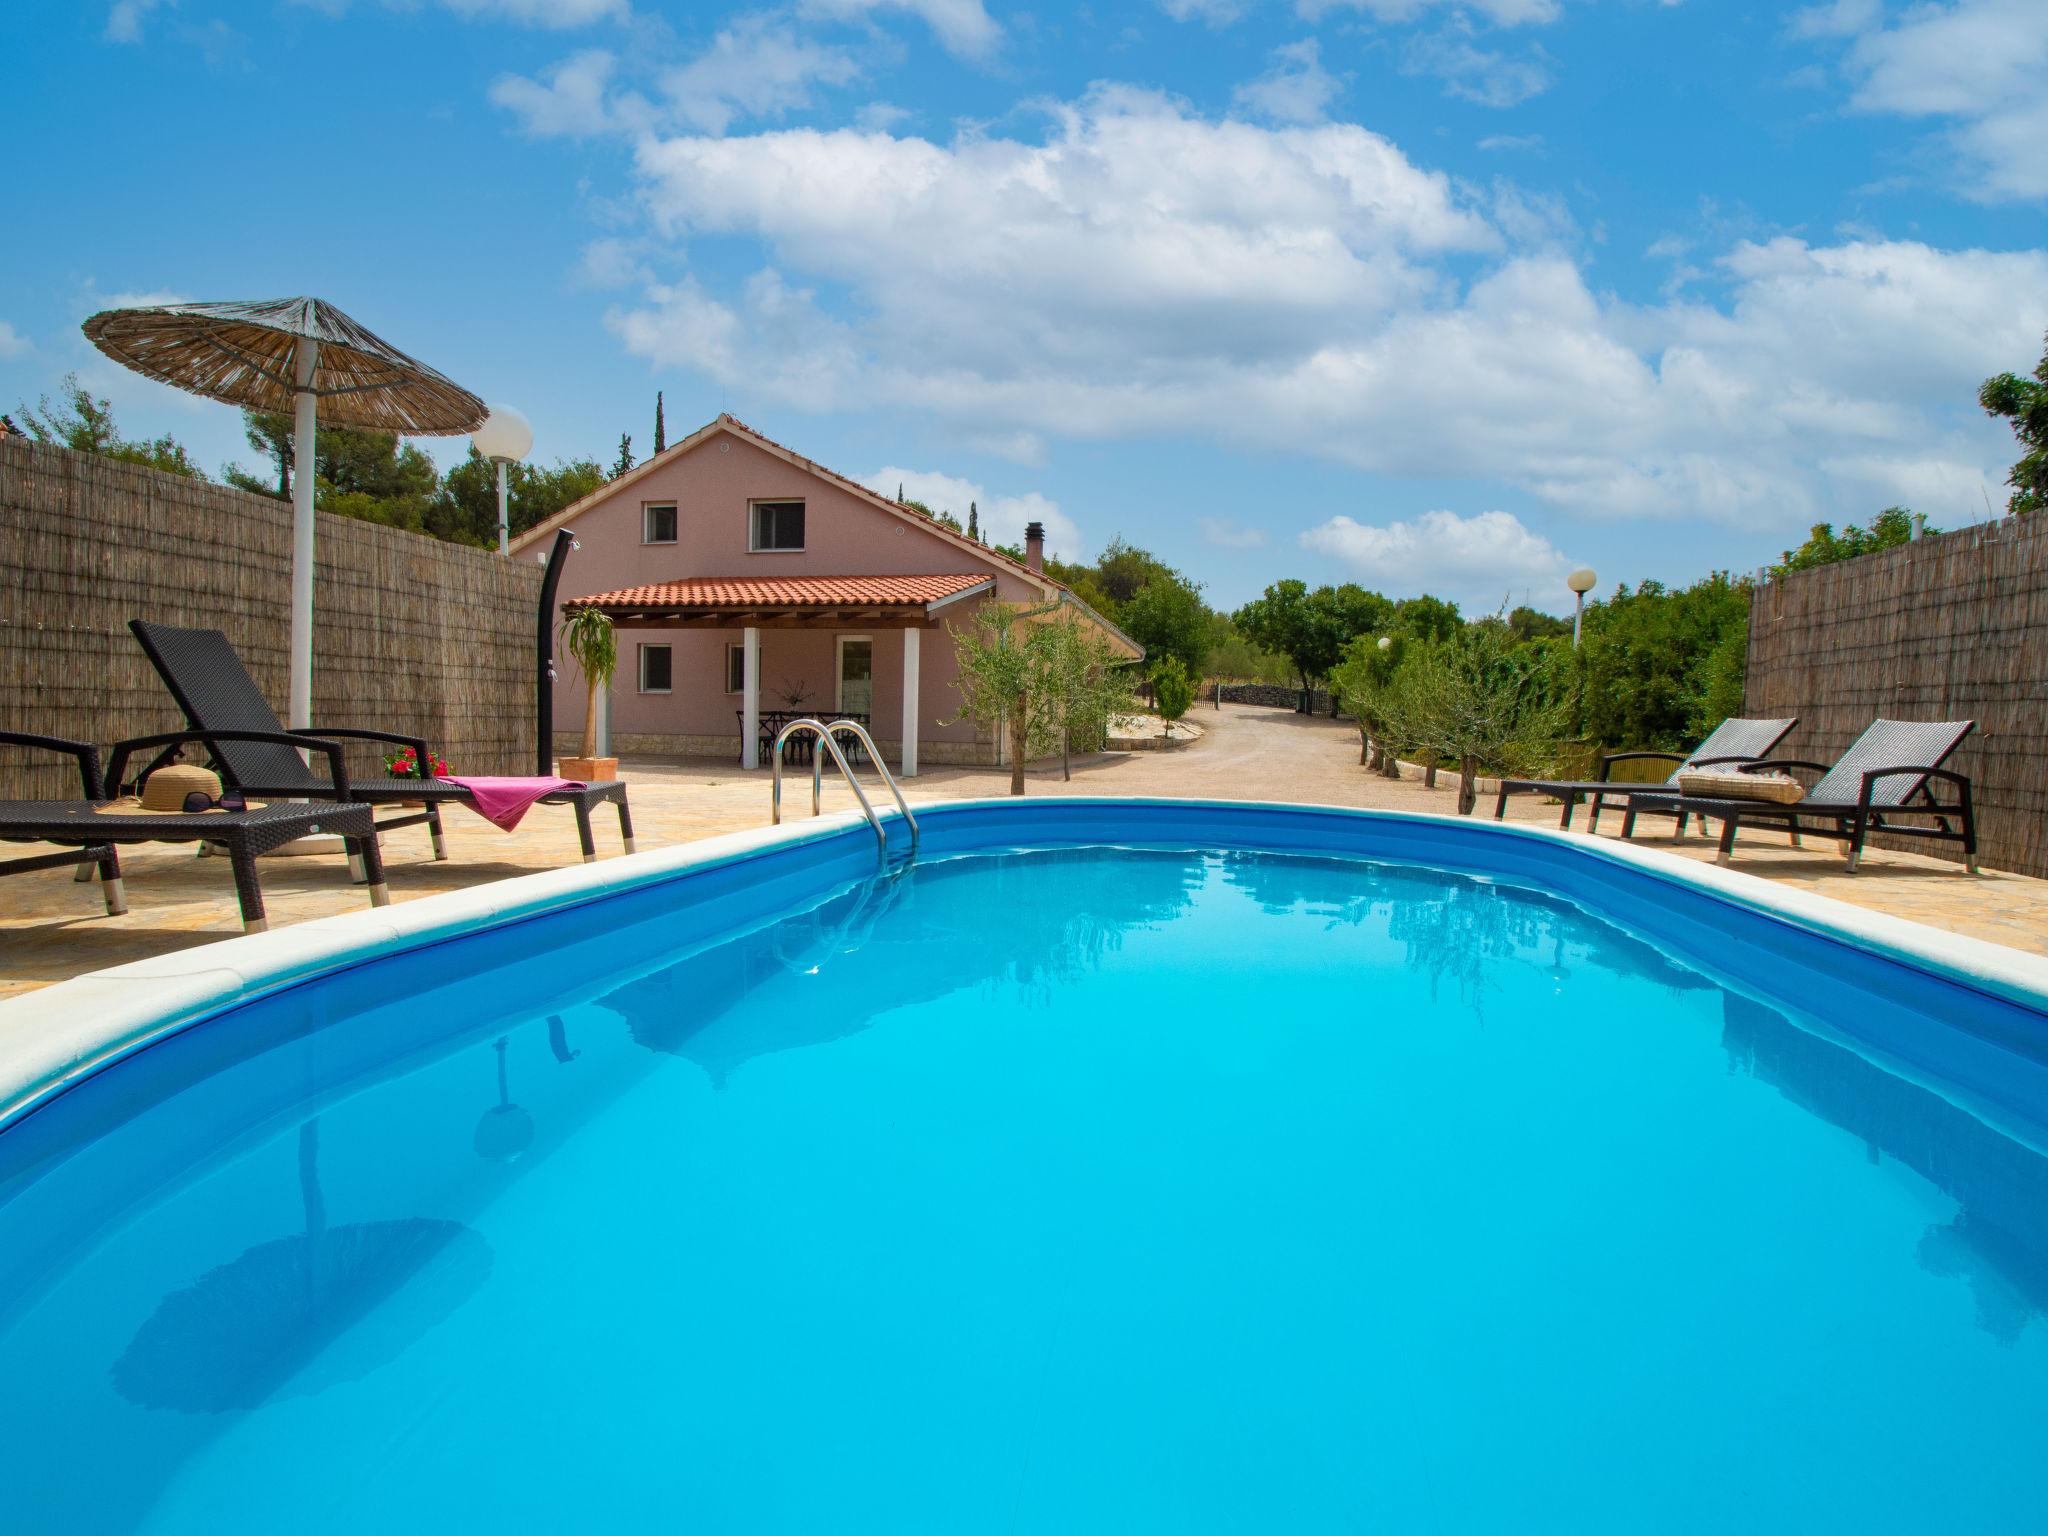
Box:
[444,775,584,832]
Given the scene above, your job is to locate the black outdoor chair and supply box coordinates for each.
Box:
[1493,716,1799,832]
[1621,718,1979,873]
[0,728,387,933]
[130,620,634,866]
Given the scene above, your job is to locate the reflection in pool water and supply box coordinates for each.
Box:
[1,844,2045,1533]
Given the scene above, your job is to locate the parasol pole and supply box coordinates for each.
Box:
[289,338,319,730]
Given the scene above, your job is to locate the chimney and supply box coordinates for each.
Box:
[1024,520,1045,573]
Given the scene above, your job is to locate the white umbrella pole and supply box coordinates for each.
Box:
[289,340,320,730]
[496,458,510,556]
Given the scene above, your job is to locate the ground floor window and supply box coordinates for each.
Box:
[725,643,745,695]
[638,643,672,693]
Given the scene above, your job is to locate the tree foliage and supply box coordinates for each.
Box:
[1980,331,2048,516]
[1774,506,1926,572]
[1232,579,1392,710]
[949,607,1134,793]
[15,375,206,479]
[1150,656,1195,736]
[561,608,618,760]
[1368,621,1571,813]
[1577,573,1750,751]
[222,410,604,546]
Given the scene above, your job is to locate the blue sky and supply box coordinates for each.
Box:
[4,0,2043,613]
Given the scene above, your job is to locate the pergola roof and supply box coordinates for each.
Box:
[567,572,997,628]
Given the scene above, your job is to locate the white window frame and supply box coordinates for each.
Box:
[637,642,673,695]
[642,502,678,545]
[724,642,745,696]
[749,498,806,554]
[835,633,874,715]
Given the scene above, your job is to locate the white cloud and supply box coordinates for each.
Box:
[855,101,912,132]
[294,0,628,22]
[575,237,650,289]
[864,466,1086,558]
[1161,0,1246,22]
[1300,0,1562,27]
[601,88,2047,537]
[106,0,169,42]
[1477,133,1543,152]
[443,0,627,21]
[1813,0,2048,202]
[1403,29,1553,107]
[491,49,628,138]
[1233,40,1343,125]
[664,16,861,134]
[966,429,1046,465]
[0,321,31,358]
[100,288,189,309]
[1199,517,1268,549]
[1302,509,1569,609]
[1786,0,1879,40]
[798,0,999,57]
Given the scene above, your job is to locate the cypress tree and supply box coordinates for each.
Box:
[968,501,980,541]
[653,391,666,455]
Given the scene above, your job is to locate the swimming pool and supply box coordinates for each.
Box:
[2,800,2045,1532]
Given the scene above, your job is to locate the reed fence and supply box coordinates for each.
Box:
[1745,515,2048,877]
[0,437,542,799]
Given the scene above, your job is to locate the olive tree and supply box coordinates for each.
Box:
[1376,622,1571,814]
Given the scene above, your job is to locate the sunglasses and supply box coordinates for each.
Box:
[182,790,249,813]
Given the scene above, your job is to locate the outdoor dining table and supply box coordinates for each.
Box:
[739,710,871,766]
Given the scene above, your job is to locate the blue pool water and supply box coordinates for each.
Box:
[3,814,2047,1532]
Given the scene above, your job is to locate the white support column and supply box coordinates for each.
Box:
[288,338,320,730]
[900,626,921,777]
[741,626,761,769]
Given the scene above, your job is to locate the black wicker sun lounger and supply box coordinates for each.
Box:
[1621,717,1979,873]
[1493,716,1798,831]
[0,729,387,933]
[129,620,634,865]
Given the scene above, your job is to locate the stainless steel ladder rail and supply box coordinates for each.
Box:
[770,717,920,858]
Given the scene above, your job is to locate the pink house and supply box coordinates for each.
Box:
[509,415,1140,773]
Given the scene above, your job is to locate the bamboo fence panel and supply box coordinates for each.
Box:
[0,437,542,800]
[1745,516,2048,877]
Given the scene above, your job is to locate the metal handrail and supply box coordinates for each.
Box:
[770,717,920,858]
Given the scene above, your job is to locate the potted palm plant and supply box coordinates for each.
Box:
[558,607,620,781]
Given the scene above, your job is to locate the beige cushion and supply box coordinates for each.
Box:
[1676,768,1804,804]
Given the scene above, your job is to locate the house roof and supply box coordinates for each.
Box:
[576,573,993,611]
[512,411,1141,656]
[565,572,998,628]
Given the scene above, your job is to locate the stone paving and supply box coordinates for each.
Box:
[4,701,2040,996]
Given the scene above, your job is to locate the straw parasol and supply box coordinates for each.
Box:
[82,297,486,728]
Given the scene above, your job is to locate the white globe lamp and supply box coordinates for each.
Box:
[473,405,534,555]
[1566,566,1597,647]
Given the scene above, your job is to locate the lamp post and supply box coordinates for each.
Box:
[1565,566,1597,741]
[472,404,534,555]
[1566,567,1597,648]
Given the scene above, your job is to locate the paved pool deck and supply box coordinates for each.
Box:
[3,701,2038,996]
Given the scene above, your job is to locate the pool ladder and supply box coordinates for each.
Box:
[770,718,920,863]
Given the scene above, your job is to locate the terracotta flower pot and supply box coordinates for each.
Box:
[557,756,618,782]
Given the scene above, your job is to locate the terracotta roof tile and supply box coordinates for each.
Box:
[575,573,994,611]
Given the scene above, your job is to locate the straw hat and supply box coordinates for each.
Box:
[140,764,222,813]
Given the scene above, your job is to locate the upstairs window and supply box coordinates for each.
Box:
[638,643,673,694]
[750,499,805,552]
[643,503,677,544]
